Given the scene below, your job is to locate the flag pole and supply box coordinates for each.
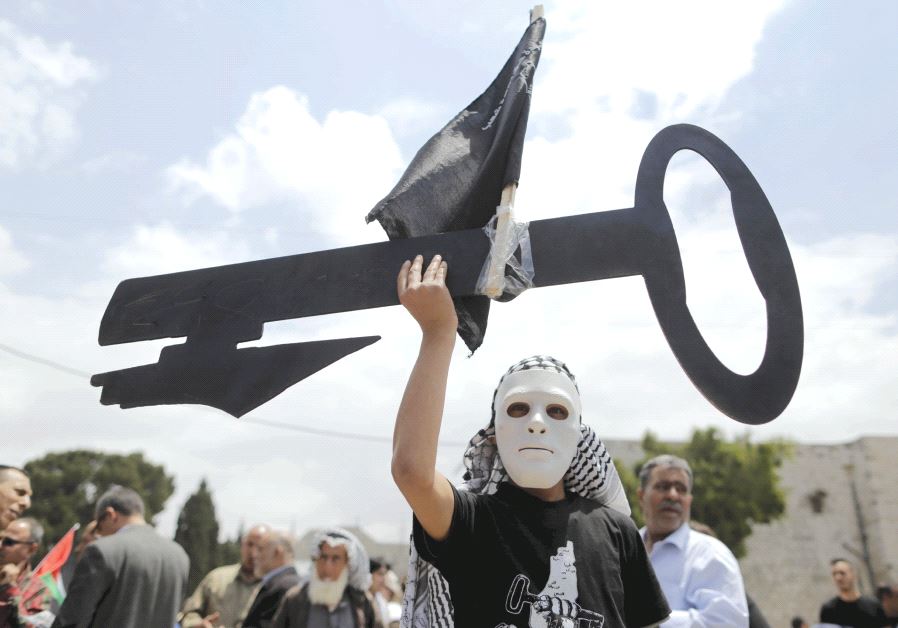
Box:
[482,5,542,299]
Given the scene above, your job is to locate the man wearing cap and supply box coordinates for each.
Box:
[391,254,670,627]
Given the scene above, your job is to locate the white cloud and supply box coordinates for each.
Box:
[537,0,787,122]
[101,223,251,277]
[377,97,450,141]
[5,1,896,545]
[515,0,790,226]
[0,225,30,275]
[80,151,145,175]
[167,86,404,247]
[0,20,98,168]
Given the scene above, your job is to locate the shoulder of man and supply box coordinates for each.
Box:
[114,525,189,567]
[347,586,374,609]
[85,530,126,561]
[819,596,840,615]
[271,566,300,589]
[203,563,241,582]
[282,582,308,602]
[685,527,740,562]
[277,583,310,616]
[859,594,887,611]
[586,499,634,523]
[570,496,641,536]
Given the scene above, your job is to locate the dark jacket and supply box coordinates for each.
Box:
[51,524,189,628]
[272,583,375,628]
[242,566,302,628]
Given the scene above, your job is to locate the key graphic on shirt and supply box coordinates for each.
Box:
[91,124,802,423]
[504,574,604,627]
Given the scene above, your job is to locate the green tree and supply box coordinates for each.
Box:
[634,428,791,558]
[24,450,175,548]
[175,480,221,593]
[218,536,241,566]
[218,521,243,566]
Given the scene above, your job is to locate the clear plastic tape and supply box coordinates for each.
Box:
[476,205,535,300]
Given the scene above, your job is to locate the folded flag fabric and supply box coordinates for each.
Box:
[366,16,545,353]
[19,523,78,615]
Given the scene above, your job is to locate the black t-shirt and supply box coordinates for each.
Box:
[413,482,670,628]
[819,595,886,628]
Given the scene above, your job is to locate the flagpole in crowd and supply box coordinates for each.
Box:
[482,5,542,299]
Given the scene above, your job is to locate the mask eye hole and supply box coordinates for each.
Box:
[546,404,569,420]
[506,402,530,418]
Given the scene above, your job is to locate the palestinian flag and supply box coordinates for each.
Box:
[366,14,545,353]
[20,523,78,613]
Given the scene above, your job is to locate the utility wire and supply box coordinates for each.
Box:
[0,342,90,378]
[0,341,467,446]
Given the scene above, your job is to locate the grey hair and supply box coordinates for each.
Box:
[0,466,28,483]
[15,517,44,545]
[638,454,693,491]
[266,530,295,560]
[95,485,145,518]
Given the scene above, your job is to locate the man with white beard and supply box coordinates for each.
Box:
[272,528,375,628]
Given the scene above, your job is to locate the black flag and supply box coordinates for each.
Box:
[366,17,546,353]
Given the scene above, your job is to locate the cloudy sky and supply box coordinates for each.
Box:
[2,0,896,543]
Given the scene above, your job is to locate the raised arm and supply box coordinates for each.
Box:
[391,254,458,541]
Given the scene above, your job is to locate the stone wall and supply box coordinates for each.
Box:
[303,436,897,627]
[740,437,897,627]
[607,436,898,628]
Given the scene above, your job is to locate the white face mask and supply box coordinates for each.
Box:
[493,369,581,490]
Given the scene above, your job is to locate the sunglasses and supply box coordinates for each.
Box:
[1,537,34,547]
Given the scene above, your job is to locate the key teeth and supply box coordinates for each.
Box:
[91,335,380,417]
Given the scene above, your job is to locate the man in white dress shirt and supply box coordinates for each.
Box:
[638,454,749,627]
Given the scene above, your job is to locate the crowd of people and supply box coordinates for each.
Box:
[0,469,405,628]
[1,457,897,627]
[1,257,896,627]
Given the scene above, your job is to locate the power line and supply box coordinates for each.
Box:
[0,342,90,378]
[0,340,467,446]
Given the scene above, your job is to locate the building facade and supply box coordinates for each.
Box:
[607,435,898,628]
[300,436,897,628]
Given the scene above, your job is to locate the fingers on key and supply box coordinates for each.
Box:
[397,259,412,293]
[408,254,424,287]
[423,254,443,281]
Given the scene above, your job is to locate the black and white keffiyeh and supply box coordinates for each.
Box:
[401,356,630,628]
[311,527,372,592]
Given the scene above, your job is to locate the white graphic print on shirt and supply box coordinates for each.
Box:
[499,541,606,628]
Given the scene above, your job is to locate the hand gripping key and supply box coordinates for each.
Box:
[92,124,803,423]
[504,574,605,627]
